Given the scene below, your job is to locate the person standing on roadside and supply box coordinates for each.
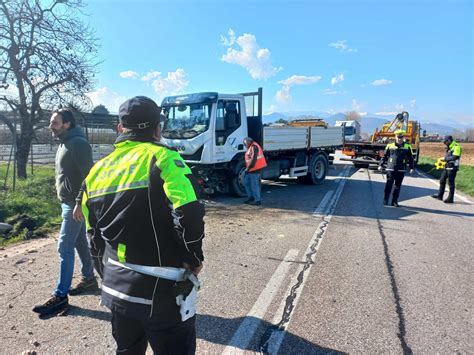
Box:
[243,137,267,206]
[81,96,205,354]
[378,130,414,207]
[33,108,97,316]
[431,135,462,203]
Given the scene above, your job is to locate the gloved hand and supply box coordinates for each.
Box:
[378,166,383,171]
[409,169,414,174]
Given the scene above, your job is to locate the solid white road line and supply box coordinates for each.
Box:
[263,166,350,354]
[415,169,472,204]
[313,190,334,216]
[222,248,300,354]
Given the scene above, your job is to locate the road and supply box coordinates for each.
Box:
[1,158,473,354]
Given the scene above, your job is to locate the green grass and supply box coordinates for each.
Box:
[417,157,474,197]
[0,164,61,246]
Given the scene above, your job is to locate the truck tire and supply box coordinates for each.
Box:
[298,153,328,185]
[231,159,247,197]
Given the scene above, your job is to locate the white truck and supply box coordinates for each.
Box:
[160,88,343,196]
[335,120,361,141]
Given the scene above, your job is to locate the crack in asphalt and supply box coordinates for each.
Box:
[367,170,413,355]
[258,168,349,353]
[258,216,331,354]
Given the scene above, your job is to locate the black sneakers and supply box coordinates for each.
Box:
[32,295,68,315]
[244,198,254,204]
[383,199,388,206]
[431,194,442,200]
[391,201,400,207]
[249,201,262,206]
[69,277,99,296]
[443,199,454,204]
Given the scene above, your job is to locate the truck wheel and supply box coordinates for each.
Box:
[231,160,248,197]
[307,153,328,185]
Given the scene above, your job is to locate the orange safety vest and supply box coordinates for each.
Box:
[245,142,267,172]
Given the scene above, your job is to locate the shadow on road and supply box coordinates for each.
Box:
[197,313,344,354]
[38,304,111,321]
[204,164,469,221]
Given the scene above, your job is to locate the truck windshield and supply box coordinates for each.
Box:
[162,103,212,139]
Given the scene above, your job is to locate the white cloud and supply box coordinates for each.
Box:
[395,103,405,111]
[274,74,322,107]
[321,89,346,96]
[141,71,162,82]
[328,40,358,53]
[86,87,127,113]
[275,86,291,104]
[410,99,417,108]
[371,79,392,86]
[120,70,138,79]
[221,31,281,79]
[278,75,322,87]
[149,69,189,100]
[220,28,236,46]
[331,73,344,86]
[376,112,398,116]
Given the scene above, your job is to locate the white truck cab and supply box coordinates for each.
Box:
[161,89,343,196]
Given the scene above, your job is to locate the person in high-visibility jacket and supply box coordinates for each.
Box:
[243,137,267,206]
[80,96,204,354]
[378,130,414,207]
[431,135,462,203]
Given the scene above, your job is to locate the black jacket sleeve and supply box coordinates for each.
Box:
[380,146,390,166]
[83,184,106,278]
[172,199,205,268]
[407,147,414,169]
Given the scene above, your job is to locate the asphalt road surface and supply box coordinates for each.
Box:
[1,158,473,354]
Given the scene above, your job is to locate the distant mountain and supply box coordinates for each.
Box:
[262,111,461,136]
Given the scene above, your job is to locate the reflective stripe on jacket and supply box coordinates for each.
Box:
[81,134,204,317]
[380,142,414,172]
[245,142,267,172]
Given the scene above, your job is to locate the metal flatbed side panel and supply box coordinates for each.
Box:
[310,126,343,148]
[263,127,308,151]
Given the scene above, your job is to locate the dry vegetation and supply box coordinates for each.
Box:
[420,142,474,166]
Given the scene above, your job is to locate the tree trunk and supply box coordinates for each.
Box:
[16,126,34,179]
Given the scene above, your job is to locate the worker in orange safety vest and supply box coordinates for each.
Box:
[243,137,267,206]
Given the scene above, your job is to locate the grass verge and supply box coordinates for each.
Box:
[417,157,474,197]
[0,164,60,247]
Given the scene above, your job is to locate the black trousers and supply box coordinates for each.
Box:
[111,311,196,355]
[438,169,457,200]
[384,171,405,203]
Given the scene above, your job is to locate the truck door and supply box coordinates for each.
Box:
[214,100,245,159]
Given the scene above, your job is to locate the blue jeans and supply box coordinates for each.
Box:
[244,172,261,202]
[54,202,94,297]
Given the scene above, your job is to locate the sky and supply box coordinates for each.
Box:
[84,0,473,126]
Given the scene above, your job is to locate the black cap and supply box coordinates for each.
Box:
[443,135,453,143]
[119,96,161,129]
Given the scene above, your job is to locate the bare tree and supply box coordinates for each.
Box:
[464,127,474,142]
[0,0,98,178]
